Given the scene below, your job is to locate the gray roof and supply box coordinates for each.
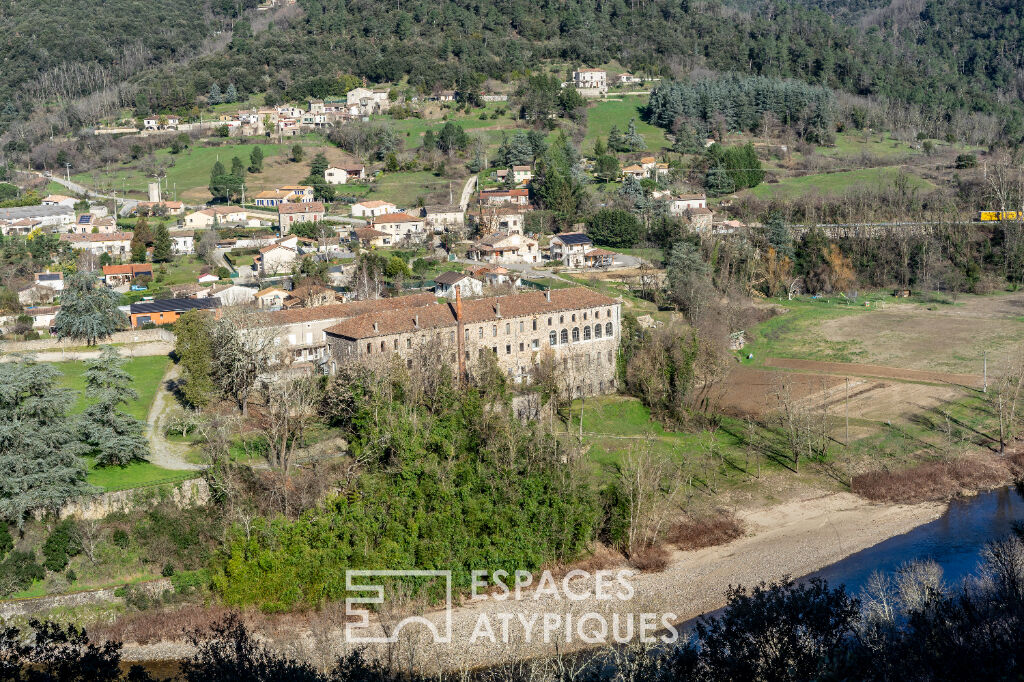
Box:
[0,205,74,220]
[434,270,470,285]
[554,232,592,246]
[130,298,221,315]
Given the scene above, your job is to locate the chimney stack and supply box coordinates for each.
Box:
[414,314,419,329]
[545,289,551,302]
[373,321,378,333]
[495,301,501,318]
[455,286,463,321]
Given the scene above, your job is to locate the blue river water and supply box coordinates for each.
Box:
[806,485,1024,595]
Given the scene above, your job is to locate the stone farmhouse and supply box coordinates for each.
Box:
[467,231,540,264]
[571,69,608,97]
[325,287,621,395]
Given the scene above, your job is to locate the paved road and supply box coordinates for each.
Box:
[456,251,642,280]
[34,172,140,216]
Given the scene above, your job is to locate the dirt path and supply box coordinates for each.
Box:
[146,363,205,471]
[765,357,982,388]
[121,491,946,671]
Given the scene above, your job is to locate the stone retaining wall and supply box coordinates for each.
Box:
[1,328,174,353]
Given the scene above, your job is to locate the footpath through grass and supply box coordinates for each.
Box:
[55,355,169,421]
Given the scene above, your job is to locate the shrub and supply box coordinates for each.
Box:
[629,544,670,572]
[66,569,77,583]
[667,512,744,550]
[112,529,130,549]
[0,524,12,557]
[0,550,44,596]
[42,520,82,573]
[955,153,978,169]
[161,562,175,577]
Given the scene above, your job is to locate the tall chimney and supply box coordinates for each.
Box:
[456,287,466,385]
[373,321,379,333]
[495,300,501,318]
[545,289,551,302]
[414,314,419,329]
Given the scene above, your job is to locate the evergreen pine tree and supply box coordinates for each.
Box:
[230,156,245,178]
[174,310,216,409]
[53,272,128,345]
[208,83,222,105]
[152,223,172,262]
[309,152,329,178]
[607,124,625,153]
[224,83,238,104]
[79,347,149,467]
[249,146,264,173]
[0,359,92,525]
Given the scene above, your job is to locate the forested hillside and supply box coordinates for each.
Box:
[0,0,252,137]
[3,0,1024,145]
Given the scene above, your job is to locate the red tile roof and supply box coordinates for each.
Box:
[265,293,436,325]
[279,202,325,214]
[325,287,617,340]
[102,264,153,276]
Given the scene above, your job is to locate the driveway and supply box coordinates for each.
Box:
[459,175,477,210]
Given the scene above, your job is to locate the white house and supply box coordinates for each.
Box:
[548,232,594,268]
[169,229,195,255]
[351,200,397,219]
[325,164,366,185]
[184,206,249,229]
[572,69,608,97]
[59,232,132,256]
[467,232,540,264]
[434,271,483,299]
[41,195,77,208]
[255,243,297,276]
[668,193,708,216]
[371,212,425,241]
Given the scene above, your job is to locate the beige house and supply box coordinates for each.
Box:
[255,287,290,309]
[668,193,708,215]
[255,243,297,276]
[278,202,325,233]
[479,189,529,206]
[422,205,465,233]
[265,293,436,365]
[350,227,392,248]
[351,200,397,219]
[184,206,249,229]
[470,206,528,235]
[60,232,132,256]
[346,87,391,115]
[169,230,194,255]
[468,231,539,264]
[372,212,426,242]
[325,287,621,395]
[571,69,608,97]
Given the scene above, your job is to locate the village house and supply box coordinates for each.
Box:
[184,206,250,229]
[41,195,77,208]
[129,297,221,328]
[325,287,621,394]
[253,190,294,208]
[324,164,366,185]
[0,218,43,237]
[621,164,646,180]
[168,229,195,255]
[264,293,436,365]
[60,232,132,256]
[668,193,708,215]
[279,185,315,203]
[256,287,290,309]
[209,284,256,307]
[469,206,528,235]
[617,72,642,85]
[70,214,117,234]
[467,231,540,264]
[135,201,185,216]
[287,284,336,308]
[350,227,392,248]
[254,242,297,276]
[102,263,154,287]
[34,272,65,292]
[584,249,615,268]
[351,200,397,219]
[479,188,529,206]
[18,284,56,306]
[433,271,484,299]
[278,202,326,233]
[346,87,391,115]
[371,212,425,242]
[548,232,594,268]
[0,205,75,231]
[422,205,465,233]
[469,265,522,289]
[571,69,608,97]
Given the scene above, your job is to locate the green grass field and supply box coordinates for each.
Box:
[816,132,920,160]
[55,355,169,421]
[84,457,198,492]
[583,97,669,154]
[747,166,934,200]
[71,142,291,200]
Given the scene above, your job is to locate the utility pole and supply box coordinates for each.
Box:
[984,351,988,393]
[845,377,850,445]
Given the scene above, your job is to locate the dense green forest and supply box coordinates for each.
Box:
[3,0,1024,145]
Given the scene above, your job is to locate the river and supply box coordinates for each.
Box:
[806,485,1024,595]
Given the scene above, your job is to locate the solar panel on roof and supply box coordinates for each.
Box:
[78,215,90,224]
[558,233,592,245]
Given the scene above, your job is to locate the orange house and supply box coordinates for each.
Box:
[128,297,221,328]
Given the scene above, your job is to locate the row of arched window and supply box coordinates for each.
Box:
[548,322,614,347]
